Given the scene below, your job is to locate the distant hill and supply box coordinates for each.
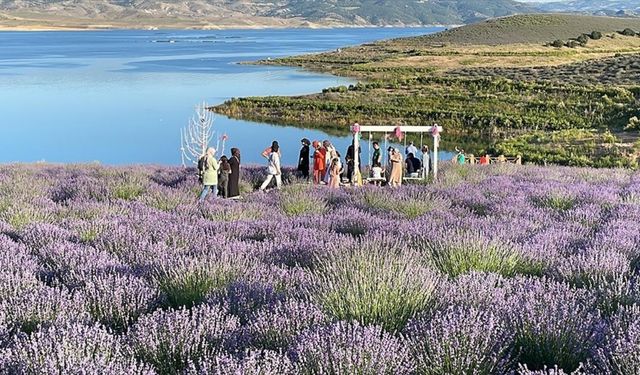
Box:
[411,14,640,45]
[0,0,536,29]
[535,1,640,16]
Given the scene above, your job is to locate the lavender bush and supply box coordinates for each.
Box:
[186,350,298,375]
[81,273,160,331]
[2,323,151,374]
[405,306,514,374]
[291,321,415,374]
[1,163,640,373]
[127,304,239,374]
[247,299,328,350]
[595,304,640,374]
[508,277,604,372]
[310,235,440,332]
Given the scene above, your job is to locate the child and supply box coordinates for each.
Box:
[218,155,231,198]
[371,165,384,186]
[372,165,383,179]
[329,158,342,188]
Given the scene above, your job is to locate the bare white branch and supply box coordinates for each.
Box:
[180,101,216,166]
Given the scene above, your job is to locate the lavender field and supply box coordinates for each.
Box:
[0,163,639,374]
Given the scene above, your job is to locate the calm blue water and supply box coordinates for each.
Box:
[0,27,447,166]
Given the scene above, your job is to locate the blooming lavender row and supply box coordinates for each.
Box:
[0,163,640,373]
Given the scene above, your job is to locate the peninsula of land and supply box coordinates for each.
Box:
[213,14,640,168]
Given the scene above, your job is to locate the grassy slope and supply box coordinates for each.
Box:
[412,14,640,45]
[212,14,640,168]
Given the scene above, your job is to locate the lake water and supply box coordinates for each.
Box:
[0,27,449,166]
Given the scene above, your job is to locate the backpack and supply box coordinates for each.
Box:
[197,155,207,183]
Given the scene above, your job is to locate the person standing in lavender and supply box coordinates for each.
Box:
[218,155,231,198]
[228,148,241,199]
[298,138,311,180]
[260,144,282,191]
[198,147,219,202]
[421,145,430,179]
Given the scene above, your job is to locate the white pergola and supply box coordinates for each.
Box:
[351,124,443,185]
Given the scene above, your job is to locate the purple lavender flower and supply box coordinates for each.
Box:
[209,281,286,325]
[127,304,239,374]
[19,223,75,250]
[552,249,638,314]
[0,235,40,299]
[507,277,604,372]
[291,321,415,374]
[517,364,580,374]
[594,304,640,374]
[2,282,88,334]
[246,299,328,350]
[81,273,160,331]
[405,305,514,374]
[186,350,298,375]
[3,323,152,374]
[35,241,125,289]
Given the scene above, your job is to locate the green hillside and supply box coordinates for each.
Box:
[213,14,640,168]
[412,14,640,44]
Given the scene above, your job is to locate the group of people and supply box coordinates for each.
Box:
[292,138,432,189]
[258,138,365,191]
[197,138,438,201]
[195,136,530,200]
[454,148,520,166]
[198,147,242,202]
[295,139,362,188]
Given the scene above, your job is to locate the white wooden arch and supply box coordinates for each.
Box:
[351,124,443,185]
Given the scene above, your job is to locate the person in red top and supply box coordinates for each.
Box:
[312,141,326,184]
[479,154,490,165]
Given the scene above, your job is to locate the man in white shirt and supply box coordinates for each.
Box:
[405,142,418,157]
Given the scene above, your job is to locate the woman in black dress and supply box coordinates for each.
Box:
[297,138,310,180]
[228,148,241,198]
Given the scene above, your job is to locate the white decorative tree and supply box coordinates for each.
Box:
[180,102,215,167]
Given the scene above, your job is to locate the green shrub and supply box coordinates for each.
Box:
[279,187,327,217]
[532,195,576,211]
[620,28,637,36]
[200,206,263,222]
[624,116,640,131]
[576,34,589,46]
[565,40,580,48]
[155,254,248,308]
[421,236,542,278]
[361,191,448,218]
[551,40,564,48]
[112,182,145,201]
[143,190,191,212]
[590,31,603,40]
[311,237,440,332]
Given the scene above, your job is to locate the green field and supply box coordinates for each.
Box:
[212,14,640,167]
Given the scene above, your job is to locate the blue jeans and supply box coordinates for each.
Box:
[199,185,218,201]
